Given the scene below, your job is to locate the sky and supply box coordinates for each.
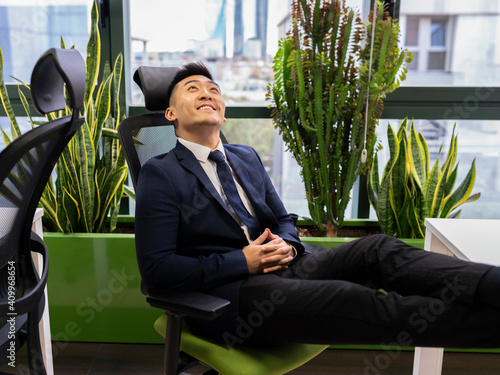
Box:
[130,0,209,52]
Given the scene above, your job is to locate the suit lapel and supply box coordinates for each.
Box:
[174,142,231,215]
[174,142,279,230]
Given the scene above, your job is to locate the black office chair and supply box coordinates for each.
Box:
[0,48,85,374]
[118,66,327,375]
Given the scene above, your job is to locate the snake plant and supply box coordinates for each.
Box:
[367,119,480,238]
[0,0,127,233]
[267,0,412,236]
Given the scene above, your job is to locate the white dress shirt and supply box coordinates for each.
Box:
[178,137,256,242]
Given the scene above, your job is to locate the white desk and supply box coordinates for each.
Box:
[413,218,500,375]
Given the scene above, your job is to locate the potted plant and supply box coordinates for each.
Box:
[267,0,412,236]
[0,1,159,344]
[367,118,480,238]
[1,1,126,234]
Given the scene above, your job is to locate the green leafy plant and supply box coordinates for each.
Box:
[267,0,412,236]
[0,0,127,233]
[367,119,480,238]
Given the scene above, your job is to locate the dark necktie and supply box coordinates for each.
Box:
[208,150,260,239]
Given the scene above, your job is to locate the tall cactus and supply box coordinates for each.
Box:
[267,0,411,236]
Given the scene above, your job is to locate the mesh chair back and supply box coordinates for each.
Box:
[118,114,177,190]
[119,115,228,190]
[0,116,82,267]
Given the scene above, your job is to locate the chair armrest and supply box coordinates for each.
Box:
[146,289,231,321]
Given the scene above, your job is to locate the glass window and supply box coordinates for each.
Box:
[129,0,292,106]
[428,51,446,70]
[223,118,275,174]
[128,0,375,106]
[407,51,419,71]
[400,1,500,86]
[374,119,500,220]
[401,15,450,74]
[222,118,311,216]
[0,1,91,84]
[430,18,446,46]
[405,16,419,46]
[0,116,42,153]
[128,0,381,220]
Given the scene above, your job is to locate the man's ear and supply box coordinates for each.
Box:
[223,116,227,123]
[165,107,176,122]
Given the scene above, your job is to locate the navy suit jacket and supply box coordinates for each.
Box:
[135,141,304,339]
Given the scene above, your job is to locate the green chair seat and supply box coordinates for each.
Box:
[154,315,329,375]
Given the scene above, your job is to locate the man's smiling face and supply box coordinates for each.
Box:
[165,75,226,134]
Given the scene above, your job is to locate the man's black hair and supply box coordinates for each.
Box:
[166,62,214,107]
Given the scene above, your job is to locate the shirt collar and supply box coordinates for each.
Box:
[178,137,225,162]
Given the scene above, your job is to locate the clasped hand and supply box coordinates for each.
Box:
[242,228,294,275]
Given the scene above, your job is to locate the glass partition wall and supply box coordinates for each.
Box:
[375,119,500,220]
[0,0,91,150]
[2,0,500,220]
[127,0,373,219]
[127,0,500,220]
[391,1,500,220]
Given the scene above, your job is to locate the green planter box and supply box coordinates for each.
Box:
[44,231,496,354]
[301,236,425,250]
[44,233,163,344]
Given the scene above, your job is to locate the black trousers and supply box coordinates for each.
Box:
[238,234,500,348]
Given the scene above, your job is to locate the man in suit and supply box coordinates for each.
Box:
[135,62,500,349]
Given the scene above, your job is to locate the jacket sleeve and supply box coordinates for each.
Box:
[135,159,249,290]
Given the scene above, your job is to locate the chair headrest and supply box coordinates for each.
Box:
[133,66,180,111]
[30,48,86,114]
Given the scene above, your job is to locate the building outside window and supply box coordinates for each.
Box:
[129,0,289,107]
[0,0,91,145]
[400,1,500,87]
[389,1,500,220]
[0,0,90,85]
[404,16,450,73]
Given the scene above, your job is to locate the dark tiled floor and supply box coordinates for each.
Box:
[2,342,500,374]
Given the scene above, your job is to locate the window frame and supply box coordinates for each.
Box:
[402,15,453,72]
